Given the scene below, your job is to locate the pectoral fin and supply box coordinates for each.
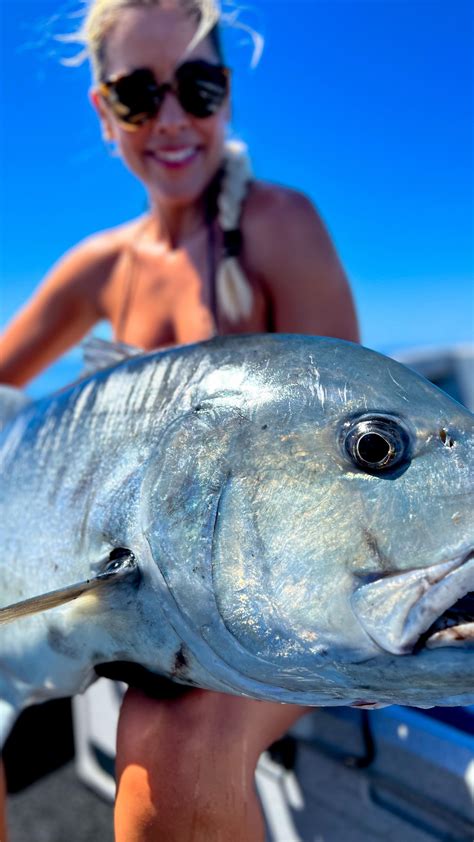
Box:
[0,550,138,626]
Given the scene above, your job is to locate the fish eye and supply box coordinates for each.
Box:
[343,414,410,473]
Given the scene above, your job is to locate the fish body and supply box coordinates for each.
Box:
[0,335,473,744]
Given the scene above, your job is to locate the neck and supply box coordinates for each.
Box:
[149,198,207,248]
[148,171,221,248]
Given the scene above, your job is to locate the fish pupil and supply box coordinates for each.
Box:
[357,433,392,466]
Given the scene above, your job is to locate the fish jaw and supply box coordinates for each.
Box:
[351,548,474,655]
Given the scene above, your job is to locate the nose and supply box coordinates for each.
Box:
[153,89,190,134]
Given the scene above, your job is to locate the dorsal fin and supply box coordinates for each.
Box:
[82,336,143,375]
[0,386,31,433]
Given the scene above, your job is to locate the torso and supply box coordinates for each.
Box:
[0,179,358,389]
[98,187,271,351]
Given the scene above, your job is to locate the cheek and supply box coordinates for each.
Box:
[117,126,147,151]
[195,113,228,153]
[115,126,152,169]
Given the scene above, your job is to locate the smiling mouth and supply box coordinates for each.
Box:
[149,147,199,166]
[351,550,474,655]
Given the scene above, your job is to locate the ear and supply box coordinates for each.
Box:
[89,87,116,142]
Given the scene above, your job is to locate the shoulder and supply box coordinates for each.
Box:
[53,216,145,280]
[243,181,316,232]
[242,182,333,270]
[241,181,359,341]
[41,217,146,314]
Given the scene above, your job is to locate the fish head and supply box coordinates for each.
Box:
[143,336,474,706]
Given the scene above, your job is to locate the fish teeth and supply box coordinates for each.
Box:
[425,623,474,648]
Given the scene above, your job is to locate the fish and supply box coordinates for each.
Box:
[0,334,473,746]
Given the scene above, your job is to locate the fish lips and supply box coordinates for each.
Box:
[351,549,474,655]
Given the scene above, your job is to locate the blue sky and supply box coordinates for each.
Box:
[0,0,473,395]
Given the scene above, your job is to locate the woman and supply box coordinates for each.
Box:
[0,1,359,839]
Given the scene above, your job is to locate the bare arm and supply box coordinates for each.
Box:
[245,187,359,342]
[0,236,119,387]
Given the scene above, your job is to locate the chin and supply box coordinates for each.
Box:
[147,153,224,208]
[149,174,218,209]
[148,185,206,209]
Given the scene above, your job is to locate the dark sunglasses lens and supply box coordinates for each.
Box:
[109,68,161,125]
[176,60,228,118]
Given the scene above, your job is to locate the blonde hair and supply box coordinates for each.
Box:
[71,0,221,81]
[217,140,253,323]
[61,0,257,324]
[59,0,263,75]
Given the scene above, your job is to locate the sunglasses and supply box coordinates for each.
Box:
[99,59,230,129]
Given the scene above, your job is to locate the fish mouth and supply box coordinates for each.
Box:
[351,549,474,655]
[416,587,474,650]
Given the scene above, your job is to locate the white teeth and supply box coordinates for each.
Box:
[155,147,196,163]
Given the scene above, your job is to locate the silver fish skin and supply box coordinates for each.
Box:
[0,335,473,744]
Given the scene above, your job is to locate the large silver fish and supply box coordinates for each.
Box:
[1,335,473,746]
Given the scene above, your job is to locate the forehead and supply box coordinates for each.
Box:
[102,6,218,78]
